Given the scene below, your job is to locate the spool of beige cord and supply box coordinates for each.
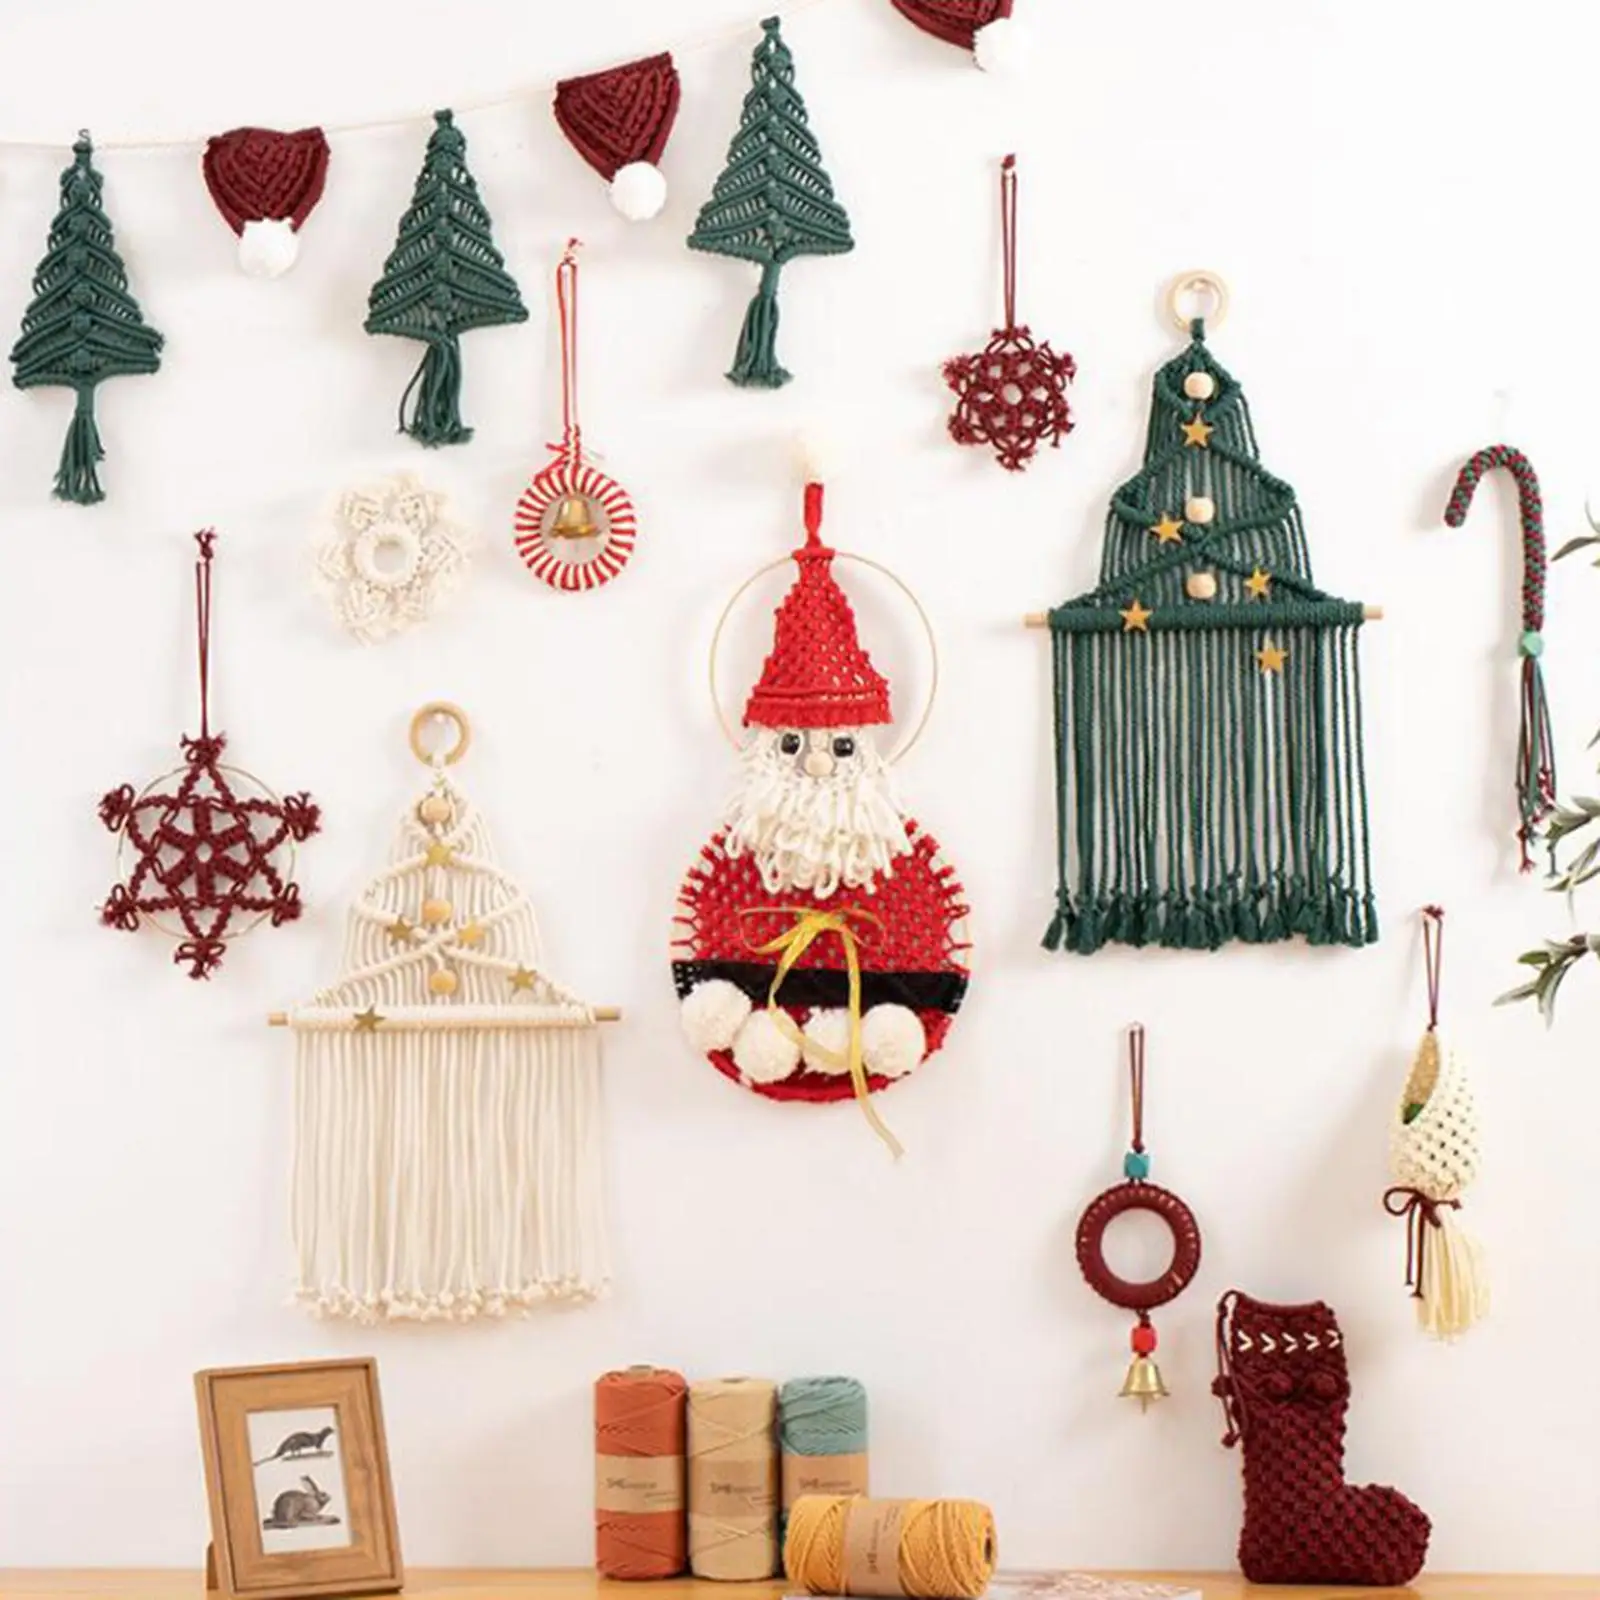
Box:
[687,1378,779,1579]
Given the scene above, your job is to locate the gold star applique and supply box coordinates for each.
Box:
[1245,568,1272,600]
[457,922,486,948]
[1121,599,1153,633]
[1149,514,1185,545]
[1257,640,1288,674]
[385,916,416,945]
[423,840,456,868]
[508,966,538,992]
[1181,414,1214,448]
[353,1007,384,1033]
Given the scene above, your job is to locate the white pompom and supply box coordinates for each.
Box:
[238,218,300,278]
[973,17,1028,75]
[610,162,668,221]
[860,1005,926,1079]
[732,1008,802,1084]
[681,979,752,1053]
[801,1008,853,1075]
[794,428,838,485]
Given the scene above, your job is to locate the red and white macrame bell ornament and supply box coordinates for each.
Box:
[514,241,638,592]
[889,0,1028,73]
[671,481,971,1158]
[553,52,680,220]
[202,126,330,277]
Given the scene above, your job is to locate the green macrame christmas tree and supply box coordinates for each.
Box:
[1043,320,1378,954]
[687,16,853,388]
[11,134,163,506]
[365,109,527,446]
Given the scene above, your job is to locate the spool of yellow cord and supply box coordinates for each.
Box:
[784,1494,997,1600]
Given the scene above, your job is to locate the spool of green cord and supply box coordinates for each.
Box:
[779,1376,868,1527]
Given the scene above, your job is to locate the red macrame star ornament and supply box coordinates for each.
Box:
[98,531,320,979]
[943,155,1074,471]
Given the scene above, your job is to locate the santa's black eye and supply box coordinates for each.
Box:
[832,736,856,759]
[779,732,802,756]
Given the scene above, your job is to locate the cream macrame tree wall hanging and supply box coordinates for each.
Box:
[271,703,617,1321]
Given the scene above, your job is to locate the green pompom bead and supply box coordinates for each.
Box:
[1520,630,1544,659]
[1124,1149,1151,1180]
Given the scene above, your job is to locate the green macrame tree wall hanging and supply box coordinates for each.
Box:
[11,133,164,506]
[687,16,853,388]
[365,109,527,446]
[1038,276,1379,955]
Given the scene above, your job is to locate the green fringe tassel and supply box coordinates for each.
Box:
[728,263,790,389]
[54,386,107,505]
[398,336,471,446]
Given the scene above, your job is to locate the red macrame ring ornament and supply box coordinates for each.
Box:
[553,52,680,220]
[201,126,329,277]
[514,457,637,592]
[1076,1181,1202,1311]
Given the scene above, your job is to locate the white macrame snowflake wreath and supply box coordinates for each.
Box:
[317,473,472,643]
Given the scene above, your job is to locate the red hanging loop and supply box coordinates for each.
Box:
[1421,905,1445,1031]
[1128,1021,1147,1153]
[194,529,217,740]
[1000,153,1018,330]
[555,238,583,456]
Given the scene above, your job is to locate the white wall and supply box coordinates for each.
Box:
[3,0,1599,1574]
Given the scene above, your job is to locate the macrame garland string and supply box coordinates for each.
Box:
[1443,445,1556,869]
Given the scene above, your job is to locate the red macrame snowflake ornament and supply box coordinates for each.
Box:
[202,126,330,277]
[98,531,320,978]
[943,155,1074,470]
[553,52,680,220]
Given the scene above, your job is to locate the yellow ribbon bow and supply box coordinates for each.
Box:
[740,905,902,1159]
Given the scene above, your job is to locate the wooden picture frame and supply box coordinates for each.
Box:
[195,1358,403,1600]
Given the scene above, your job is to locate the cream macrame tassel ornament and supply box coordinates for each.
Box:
[1384,907,1488,1339]
[271,703,614,1321]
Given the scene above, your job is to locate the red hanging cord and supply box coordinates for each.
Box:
[1000,153,1018,330]
[556,238,582,454]
[1128,1021,1146,1153]
[1421,905,1445,1031]
[194,529,216,740]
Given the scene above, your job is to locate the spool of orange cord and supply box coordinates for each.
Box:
[595,1365,688,1578]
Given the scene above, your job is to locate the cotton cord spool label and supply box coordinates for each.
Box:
[595,1453,684,1515]
[783,1450,868,1507]
[842,1498,912,1596]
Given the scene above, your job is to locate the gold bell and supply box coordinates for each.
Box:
[549,493,599,540]
[1118,1355,1170,1412]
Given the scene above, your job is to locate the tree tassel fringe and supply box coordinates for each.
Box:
[398,335,471,447]
[728,263,790,389]
[55,386,106,505]
[1518,653,1557,871]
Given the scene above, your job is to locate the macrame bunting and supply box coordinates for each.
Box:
[1043,292,1378,954]
[317,472,473,642]
[1383,906,1488,1340]
[11,132,164,505]
[365,110,528,446]
[943,154,1073,471]
[687,17,853,389]
[202,126,330,278]
[672,483,970,1158]
[554,53,681,221]
[514,241,638,591]
[98,531,320,978]
[276,703,610,1320]
[1442,445,1557,869]
[889,0,1026,71]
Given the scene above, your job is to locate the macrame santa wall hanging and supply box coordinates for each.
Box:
[514,242,639,591]
[271,703,614,1320]
[1442,446,1557,869]
[688,17,853,389]
[672,482,971,1158]
[554,53,681,221]
[1033,273,1381,954]
[890,0,1028,72]
[99,531,320,978]
[1383,906,1488,1339]
[11,132,163,505]
[365,110,527,446]
[202,126,330,277]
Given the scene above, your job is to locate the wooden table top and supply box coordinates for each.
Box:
[1,1571,1595,1600]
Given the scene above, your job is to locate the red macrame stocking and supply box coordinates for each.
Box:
[1213,1291,1431,1587]
[98,531,320,978]
[943,156,1074,470]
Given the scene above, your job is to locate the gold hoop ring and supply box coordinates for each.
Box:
[1166,270,1230,333]
[408,701,472,766]
[707,551,939,766]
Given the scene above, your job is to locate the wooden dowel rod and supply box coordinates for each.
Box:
[267,1007,622,1027]
[1023,605,1384,626]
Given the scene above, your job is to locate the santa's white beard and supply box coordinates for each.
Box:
[722,731,912,899]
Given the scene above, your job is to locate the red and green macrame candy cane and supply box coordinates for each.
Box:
[1443,445,1557,869]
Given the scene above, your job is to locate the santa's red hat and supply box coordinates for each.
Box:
[744,485,892,730]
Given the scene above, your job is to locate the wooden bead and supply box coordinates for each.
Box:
[428,969,459,996]
[421,898,452,926]
[418,795,453,825]
[1185,495,1216,525]
[1185,571,1219,601]
[1183,371,1216,401]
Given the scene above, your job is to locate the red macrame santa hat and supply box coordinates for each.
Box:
[744,484,892,730]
